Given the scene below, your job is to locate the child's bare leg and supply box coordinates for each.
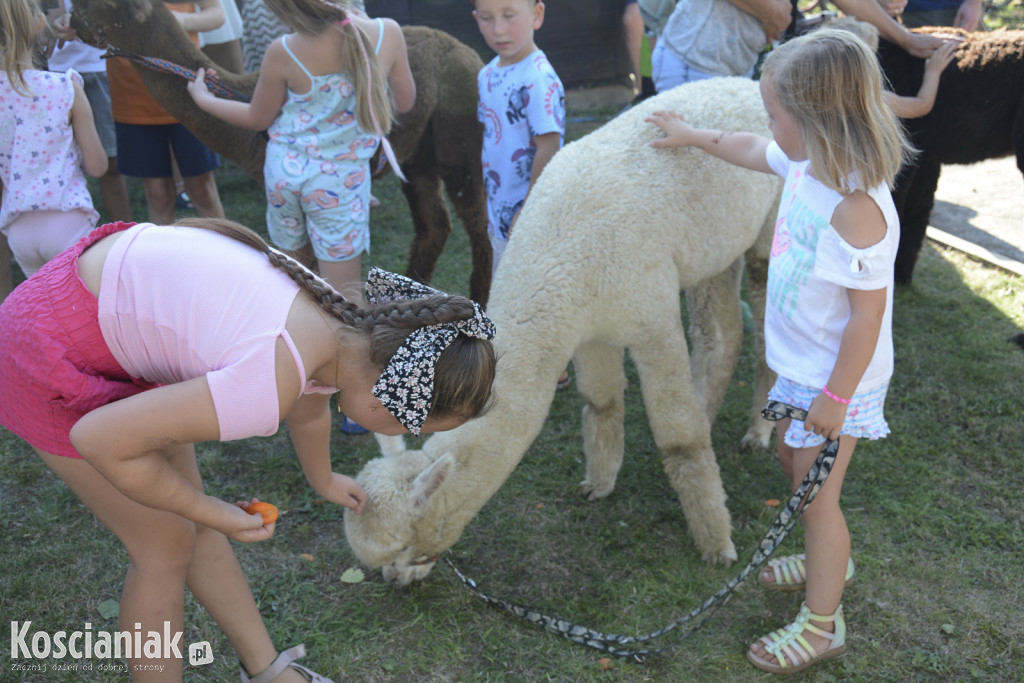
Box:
[181,171,225,219]
[751,433,857,664]
[141,176,178,225]
[318,254,363,303]
[37,447,195,681]
[38,445,310,682]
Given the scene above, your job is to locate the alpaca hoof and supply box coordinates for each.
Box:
[576,480,615,501]
[740,427,771,452]
[702,540,738,566]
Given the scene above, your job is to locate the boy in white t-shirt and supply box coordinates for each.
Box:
[473,0,565,273]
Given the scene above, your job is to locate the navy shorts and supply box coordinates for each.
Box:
[115,122,219,178]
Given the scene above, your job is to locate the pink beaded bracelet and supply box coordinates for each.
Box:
[822,385,851,405]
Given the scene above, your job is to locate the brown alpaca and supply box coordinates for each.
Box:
[69,0,492,305]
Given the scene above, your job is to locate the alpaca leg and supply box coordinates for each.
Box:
[400,150,453,287]
[685,260,744,423]
[630,312,737,565]
[741,222,777,451]
[439,154,492,307]
[574,341,627,501]
[894,159,941,284]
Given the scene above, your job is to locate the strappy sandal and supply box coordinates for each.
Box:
[240,644,334,683]
[758,553,854,592]
[747,602,846,674]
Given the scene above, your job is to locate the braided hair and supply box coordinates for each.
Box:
[178,218,496,422]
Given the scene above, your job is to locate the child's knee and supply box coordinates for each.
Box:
[125,520,197,575]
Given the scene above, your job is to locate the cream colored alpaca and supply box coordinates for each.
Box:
[346,77,783,586]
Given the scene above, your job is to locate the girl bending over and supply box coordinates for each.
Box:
[0,219,494,682]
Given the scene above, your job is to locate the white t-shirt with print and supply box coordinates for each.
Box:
[764,142,900,393]
[477,49,564,242]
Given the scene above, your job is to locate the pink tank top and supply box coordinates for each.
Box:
[97,223,333,441]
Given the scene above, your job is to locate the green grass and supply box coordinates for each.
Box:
[2,113,1024,682]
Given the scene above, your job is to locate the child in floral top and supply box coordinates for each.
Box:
[0,0,107,296]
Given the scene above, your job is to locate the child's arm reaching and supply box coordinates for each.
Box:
[285,393,367,514]
[377,18,416,114]
[69,378,274,543]
[69,80,108,177]
[803,191,888,441]
[188,39,290,131]
[646,110,773,174]
[885,41,958,119]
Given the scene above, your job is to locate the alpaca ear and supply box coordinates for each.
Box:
[409,454,454,513]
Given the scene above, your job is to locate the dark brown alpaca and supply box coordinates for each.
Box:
[878,27,1024,284]
[70,0,492,305]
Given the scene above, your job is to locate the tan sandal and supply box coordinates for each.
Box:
[747,602,847,674]
[241,644,334,683]
[758,553,854,592]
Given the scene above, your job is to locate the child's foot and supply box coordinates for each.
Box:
[339,416,369,435]
[747,603,846,674]
[758,553,854,592]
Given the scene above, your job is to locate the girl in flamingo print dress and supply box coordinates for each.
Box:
[188,0,414,304]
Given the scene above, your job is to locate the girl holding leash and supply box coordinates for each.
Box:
[0,218,495,681]
[0,0,107,298]
[647,28,906,673]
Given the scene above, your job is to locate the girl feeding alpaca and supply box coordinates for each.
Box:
[648,28,907,674]
[0,218,495,682]
[0,0,106,298]
[187,0,415,303]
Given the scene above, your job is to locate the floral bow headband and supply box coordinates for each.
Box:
[366,268,495,435]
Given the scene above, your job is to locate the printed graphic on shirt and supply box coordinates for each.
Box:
[767,169,829,321]
[478,51,565,240]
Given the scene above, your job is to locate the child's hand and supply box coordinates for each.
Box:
[209,497,276,542]
[924,41,958,75]
[321,474,367,515]
[646,110,697,149]
[187,67,215,103]
[803,392,847,443]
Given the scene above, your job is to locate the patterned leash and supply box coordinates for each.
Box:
[102,47,250,102]
[448,400,838,662]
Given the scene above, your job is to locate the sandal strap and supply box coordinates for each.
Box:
[759,603,845,669]
[767,553,807,587]
[242,644,320,683]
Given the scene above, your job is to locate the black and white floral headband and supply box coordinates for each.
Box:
[366,268,495,435]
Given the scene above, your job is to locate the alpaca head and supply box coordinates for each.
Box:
[344,450,455,587]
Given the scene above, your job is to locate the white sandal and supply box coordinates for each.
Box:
[747,602,847,674]
[240,644,334,683]
[758,553,854,592]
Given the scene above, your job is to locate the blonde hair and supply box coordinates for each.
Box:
[761,27,914,193]
[265,0,393,134]
[179,218,496,423]
[0,0,40,96]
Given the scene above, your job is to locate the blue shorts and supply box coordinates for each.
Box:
[80,72,117,158]
[115,122,219,178]
[768,376,891,449]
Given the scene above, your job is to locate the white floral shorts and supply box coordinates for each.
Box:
[768,376,891,449]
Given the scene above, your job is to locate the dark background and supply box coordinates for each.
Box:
[365,0,635,90]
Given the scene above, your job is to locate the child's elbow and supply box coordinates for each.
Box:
[394,84,416,115]
[85,156,109,178]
